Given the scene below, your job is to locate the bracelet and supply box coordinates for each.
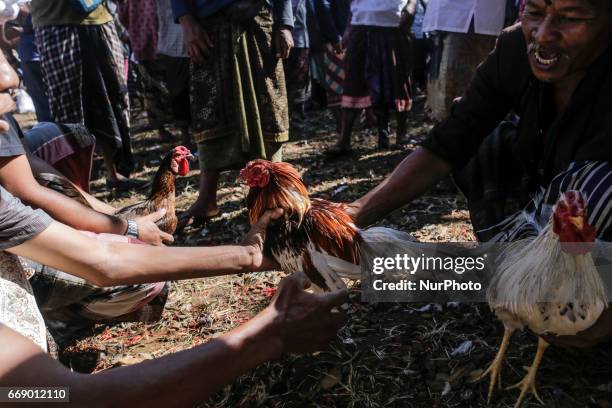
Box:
[125,219,139,239]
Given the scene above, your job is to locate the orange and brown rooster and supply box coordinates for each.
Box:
[115,146,192,234]
[240,159,408,291]
[240,159,360,290]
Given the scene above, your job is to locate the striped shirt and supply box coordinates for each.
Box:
[482,161,612,243]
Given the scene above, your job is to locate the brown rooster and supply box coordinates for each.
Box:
[115,146,192,234]
[478,190,607,407]
[240,159,409,291]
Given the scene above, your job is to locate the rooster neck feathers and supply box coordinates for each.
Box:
[487,191,607,336]
[241,160,361,291]
[149,152,177,200]
[242,160,311,225]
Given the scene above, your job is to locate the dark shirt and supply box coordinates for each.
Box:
[17,15,39,62]
[171,0,294,28]
[314,0,351,44]
[422,25,612,188]
[0,185,52,250]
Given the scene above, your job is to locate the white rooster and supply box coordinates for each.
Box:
[477,190,607,407]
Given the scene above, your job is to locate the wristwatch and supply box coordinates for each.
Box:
[125,220,139,239]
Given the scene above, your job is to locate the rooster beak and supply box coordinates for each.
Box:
[567,216,584,231]
[186,154,194,159]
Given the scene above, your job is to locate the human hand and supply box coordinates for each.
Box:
[132,209,175,246]
[241,208,284,271]
[274,28,293,59]
[261,272,348,353]
[179,14,214,64]
[541,308,612,348]
[344,201,362,225]
[0,92,15,132]
[331,42,343,54]
[341,26,352,50]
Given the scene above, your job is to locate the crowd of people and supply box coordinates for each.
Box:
[0,0,611,405]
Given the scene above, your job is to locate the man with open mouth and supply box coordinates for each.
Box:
[348,0,612,347]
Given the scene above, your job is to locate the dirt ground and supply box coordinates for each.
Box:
[19,97,612,408]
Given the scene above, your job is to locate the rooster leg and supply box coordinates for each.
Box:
[506,338,549,408]
[475,327,514,402]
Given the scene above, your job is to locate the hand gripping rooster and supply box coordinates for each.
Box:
[115,146,193,234]
[240,160,409,291]
[478,191,608,407]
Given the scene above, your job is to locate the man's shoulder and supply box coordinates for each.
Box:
[498,23,528,58]
[493,23,532,91]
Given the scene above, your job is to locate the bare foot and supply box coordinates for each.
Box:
[176,202,220,232]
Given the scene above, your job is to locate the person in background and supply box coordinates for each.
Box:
[284,0,310,133]
[326,0,416,155]
[313,0,351,133]
[156,0,192,149]
[422,0,506,121]
[117,0,174,141]
[172,0,294,228]
[31,0,136,190]
[410,0,428,93]
[5,10,52,123]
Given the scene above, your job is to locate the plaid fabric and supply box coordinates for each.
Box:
[35,21,134,177]
[34,26,83,124]
[324,43,345,108]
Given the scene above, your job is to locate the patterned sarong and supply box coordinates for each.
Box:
[35,22,134,177]
[190,6,289,171]
[324,44,345,108]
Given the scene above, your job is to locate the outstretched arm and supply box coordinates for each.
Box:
[8,209,285,287]
[0,273,348,407]
[0,155,172,245]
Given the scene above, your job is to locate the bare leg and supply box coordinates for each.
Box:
[100,141,125,184]
[506,337,549,408]
[177,170,220,231]
[396,111,408,144]
[375,108,390,149]
[332,107,341,134]
[475,327,514,402]
[326,108,359,156]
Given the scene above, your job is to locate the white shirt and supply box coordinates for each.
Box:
[351,0,409,28]
[422,0,506,36]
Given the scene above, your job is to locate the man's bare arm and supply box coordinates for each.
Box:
[349,147,451,227]
[9,209,284,286]
[0,155,172,245]
[0,273,348,407]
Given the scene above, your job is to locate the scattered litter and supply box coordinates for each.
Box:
[451,340,473,357]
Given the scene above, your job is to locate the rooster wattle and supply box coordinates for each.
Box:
[478,190,607,407]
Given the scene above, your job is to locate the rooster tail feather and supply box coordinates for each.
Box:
[310,250,361,280]
[309,249,349,291]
